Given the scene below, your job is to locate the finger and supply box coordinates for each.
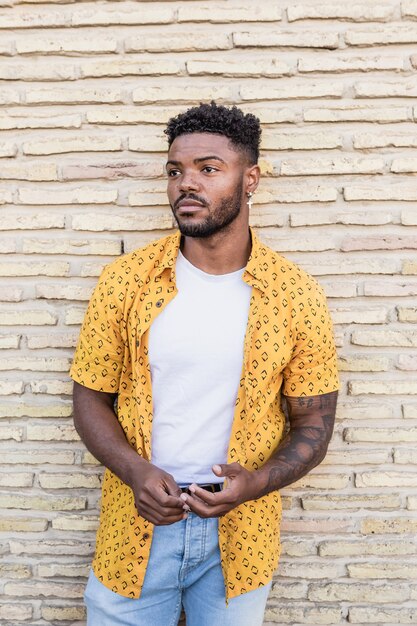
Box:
[212,462,241,477]
[152,487,183,508]
[136,499,186,523]
[187,485,234,506]
[138,492,185,515]
[180,493,224,518]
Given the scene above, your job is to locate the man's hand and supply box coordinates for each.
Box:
[179,463,261,518]
[130,462,186,525]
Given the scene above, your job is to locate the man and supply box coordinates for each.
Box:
[71,102,339,626]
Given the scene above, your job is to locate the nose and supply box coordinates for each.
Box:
[179,170,200,192]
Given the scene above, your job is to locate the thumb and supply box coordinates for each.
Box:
[212,463,234,477]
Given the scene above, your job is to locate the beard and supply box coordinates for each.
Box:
[171,177,244,238]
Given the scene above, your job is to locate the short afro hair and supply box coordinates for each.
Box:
[164,101,261,165]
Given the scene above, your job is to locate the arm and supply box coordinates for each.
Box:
[180,391,338,516]
[73,381,185,525]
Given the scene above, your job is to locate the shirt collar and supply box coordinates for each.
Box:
[156,227,268,293]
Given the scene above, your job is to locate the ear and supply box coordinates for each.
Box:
[245,164,261,195]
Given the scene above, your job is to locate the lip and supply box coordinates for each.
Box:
[176,199,205,209]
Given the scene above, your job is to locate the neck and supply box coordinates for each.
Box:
[180,221,251,275]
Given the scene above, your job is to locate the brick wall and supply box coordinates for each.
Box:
[0,1,416,624]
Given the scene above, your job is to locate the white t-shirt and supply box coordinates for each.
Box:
[148,250,252,485]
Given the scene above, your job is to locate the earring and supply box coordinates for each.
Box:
[247,191,253,210]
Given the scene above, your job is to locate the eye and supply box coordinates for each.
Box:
[202,166,218,173]
[167,169,180,177]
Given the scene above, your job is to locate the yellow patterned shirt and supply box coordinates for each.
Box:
[70,228,339,600]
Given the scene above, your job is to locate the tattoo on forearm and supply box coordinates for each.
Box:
[261,392,337,497]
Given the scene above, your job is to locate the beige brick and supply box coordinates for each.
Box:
[0,287,23,302]
[354,132,417,149]
[397,354,417,370]
[39,472,101,489]
[349,607,417,624]
[281,518,354,533]
[288,4,394,21]
[0,109,82,130]
[348,562,417,579]
[280,539,317,557]
[330,307,389,324]
[0,8,69,28]
[0,356,71,372]
[36,283,93,301]
[0,239,15,252]
[394,448,417,463]
[319,539,417,557]
[264,605,342,624]
[23,135,122,155]
[0,517,47,532]
[301,258,397,276]
[257,233,334,252]
[269,581,306,600]
[308,582,409,603]
[408,497,417,509]
[0,60,77,81]
[302,494,399,511]
[27,424,79,441]
[0,604,32,620]
[398,307,417,323]
[0,335,21,350]
[124,231,176,254]
[293,209,392,227]
[188,58,291,77]
[281,156,384,176]
[361,518,417,534]
[19,186,118,205]
[10,539,94,556]
[347,427,417,443]
[0,309,57,326]
[62,160,163,181]
[86,106,179,125]
[278,562,340,579]
[321,282,358,298]
[0,261,69,277]
[344,184,417,201]
[259,184,337,204]
[0,89,19,104]
[0,494,86,511]
[82,451,100,465]
[178,3,281,22]
[22,237,121,255]
[0,189,13,204]
[403,1,417,17]
[242,81,344,101]
[72,210,172,232]
[81,58,182,78]
[0,140,17,157]
[30,379,72,394]
[4,580,84,598]
[349,380,417,395]
[234,30,339,49]
[16,35,118,54]
[128,130,168,152]
[322,449,391,465]
[365,281,417,297]
[352,329,417,347]
[81,263,106,277]
[342,235,417,251]
[27,332,78,349]
[403,260,417,274]
[304,105,409,123]
[71,4,174,26]
[338,356,390,372]
[0,562,31,579]
[132,83,234,104]
[26,87,123,105]
[290,473,350,490]
[0,381,24,395]
[346,25,417,45]
[356,471,417,487]
[52,514,99,531]
[299,55,403,73]
[0,472,33,487]
[125,31,232,53]
[64,307,85,325]
[0,38,13,54]
[0,425,23,441]
[0,213,65,230]
[402,209,417,225]
[392,157,417,173]
[1,449,75,464]
[354,79,417,98]
[403,404,417,418]
[0,402,72,419]
[41,605,85,621]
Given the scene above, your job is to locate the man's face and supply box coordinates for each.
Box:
[166,132,247,238]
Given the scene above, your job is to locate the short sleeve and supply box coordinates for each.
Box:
[282,280,339,397]
[70,265,124,393]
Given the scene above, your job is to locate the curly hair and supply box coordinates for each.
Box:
[164,101,261,164]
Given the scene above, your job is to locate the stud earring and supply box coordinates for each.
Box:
[247,191,253,210]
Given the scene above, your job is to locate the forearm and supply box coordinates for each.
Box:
[72,381,146,487]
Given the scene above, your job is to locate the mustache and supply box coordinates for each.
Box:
[173,193,208,209]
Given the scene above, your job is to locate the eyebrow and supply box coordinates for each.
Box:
[166,155,226,167]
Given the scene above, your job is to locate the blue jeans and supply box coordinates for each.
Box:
[85,513,272,626]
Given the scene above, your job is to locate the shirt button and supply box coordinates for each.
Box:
[143,533,150,540]
[155,300,163,308]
